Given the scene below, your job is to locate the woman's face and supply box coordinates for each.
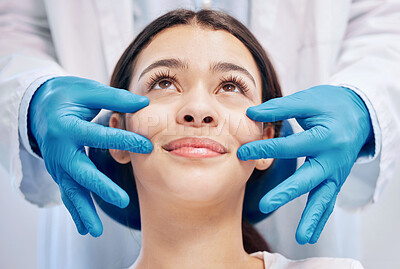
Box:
[110,25,273,204]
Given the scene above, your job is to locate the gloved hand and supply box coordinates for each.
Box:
[28,76,152,237]
[237,85,373,244]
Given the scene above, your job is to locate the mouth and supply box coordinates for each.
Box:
[162,137,228,158]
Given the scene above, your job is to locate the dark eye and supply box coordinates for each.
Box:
[220,83,241,93]
[154,79,177,90]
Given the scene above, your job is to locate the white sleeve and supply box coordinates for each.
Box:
[328,0,400,210]
[340,85,380,164]
[0,0,67,206]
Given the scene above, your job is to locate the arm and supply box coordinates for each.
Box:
[328,0,400,209]
[0,0,66,203]
[238,0,400,244]
[0,0,152,237]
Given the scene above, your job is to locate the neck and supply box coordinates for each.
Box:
[131,184,262,269]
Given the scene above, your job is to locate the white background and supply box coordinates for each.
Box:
[1,165,399,269]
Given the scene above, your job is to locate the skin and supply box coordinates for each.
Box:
[110,24,274,269]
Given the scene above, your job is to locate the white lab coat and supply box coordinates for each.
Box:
[1,0,400,268]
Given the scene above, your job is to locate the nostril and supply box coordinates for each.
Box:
[203,116,213,123]
[184,115,194,122]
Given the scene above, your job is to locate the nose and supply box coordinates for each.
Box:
[177,100,218,128]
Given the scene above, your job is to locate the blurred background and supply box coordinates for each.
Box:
[1,164,399,269]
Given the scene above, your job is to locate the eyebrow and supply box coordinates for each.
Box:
[210,61,256,87]
[138,58,256,87]
[138,58,188,80]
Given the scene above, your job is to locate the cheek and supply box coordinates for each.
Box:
[125,104,170,139]
[226,108,263,146]
[215,94,262,146]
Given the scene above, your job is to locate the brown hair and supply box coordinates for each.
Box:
[110,9,282,254]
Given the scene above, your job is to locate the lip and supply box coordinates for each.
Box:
[162,137,228,158]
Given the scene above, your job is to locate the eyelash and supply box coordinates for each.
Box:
[218,75,249,94]
[146,71,249,95]
[146,70,178,90]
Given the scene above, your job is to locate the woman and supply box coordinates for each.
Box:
[107,9,363,268]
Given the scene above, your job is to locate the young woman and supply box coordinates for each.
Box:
[107,9,363,269]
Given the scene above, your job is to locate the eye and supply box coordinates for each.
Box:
[220,83,241,93]
[146,70,180,92]
[154,79,177,90]
[217,75,249,95]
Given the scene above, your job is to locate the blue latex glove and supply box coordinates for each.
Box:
[28,76,152,237]
[237,85,373,244]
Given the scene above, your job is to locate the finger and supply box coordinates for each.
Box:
[246,92,319,122]
[60,175,103,237]
[63,148,130,209]
[258,158,327,214]
[237,127,327,160]
[60,187,88,235]
[295,181,338,245]
[85,84,150,113]
[308,193,338,244]
[66,116,153,153]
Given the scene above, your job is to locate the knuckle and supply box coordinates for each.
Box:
[329,129,354,150]
[50,115,79,142]
[309,126,329,142]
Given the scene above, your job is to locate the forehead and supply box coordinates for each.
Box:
[132,25,261,83]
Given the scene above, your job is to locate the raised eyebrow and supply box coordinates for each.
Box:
[210,61,256,87]
[138,58,188,81]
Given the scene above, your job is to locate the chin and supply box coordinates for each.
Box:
[158,162,254,204]
[131,148,256,204]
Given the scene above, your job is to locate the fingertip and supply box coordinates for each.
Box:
[104,186,130,208]
[237,146,250,161]
[140,139,153,153]
[295,228,310,245]
[60,189,89,236]
[125,134,153,153]
[90,229,103,238]
[296,219,315,245]
[121,92,150,112]
[138,95,149,106]
[130,138,153,154]
[309,233,320,244]
[73,216,88,235]
[258,198,274,214]
[236,148,247,161]
[125,94,149,112]
[118,190,130,209]
[88,221,103,238]
[246,106,258,120]
[77,225,89,235]
[295,233,309,245]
